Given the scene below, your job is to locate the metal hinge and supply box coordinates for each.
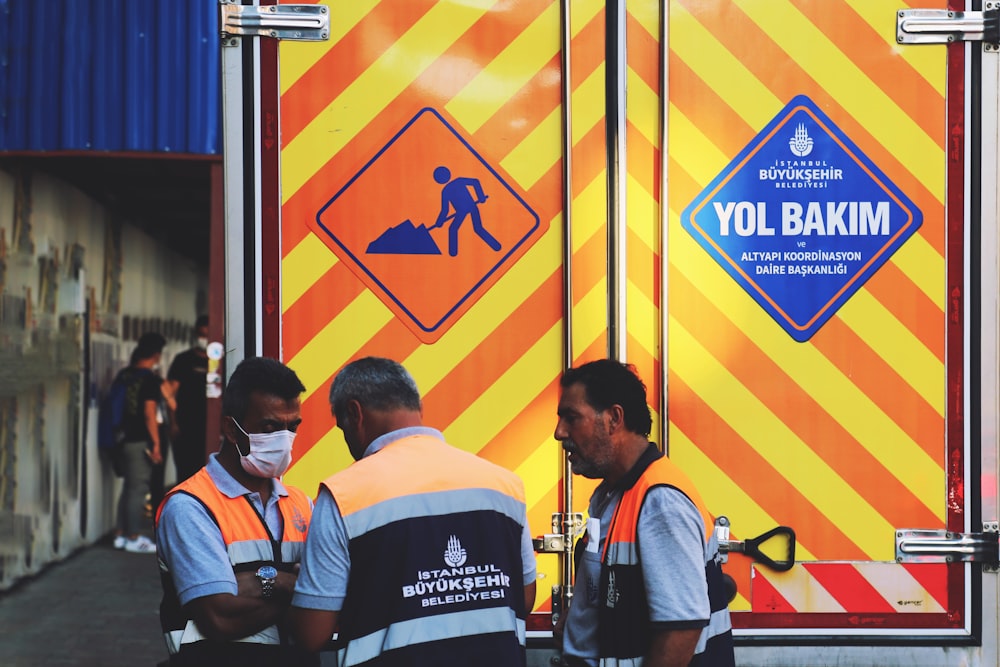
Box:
[897,4,999,46]
[220,3,330,44]
[533,512,583,553]
[896,524,1000,570]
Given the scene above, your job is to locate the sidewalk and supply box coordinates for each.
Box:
[0,535,167,667]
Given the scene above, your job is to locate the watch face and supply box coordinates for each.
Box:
[257,565,278,579]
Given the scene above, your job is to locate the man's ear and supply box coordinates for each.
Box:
[222,415,250,456]
[344,399,363,426]
[606,404,626,434]
[356,400,373,440]
[221,416,242,452]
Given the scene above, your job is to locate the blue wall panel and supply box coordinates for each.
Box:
[26,0,49,150]
[4,0,29,150]
[0,1,8,149]
[155,2,186,152]
[92,0,124,151]
[61,0,90,149]
[0,0,220,155]
[187,0,219,155]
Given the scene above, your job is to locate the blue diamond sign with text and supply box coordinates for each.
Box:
[681,95,922,342]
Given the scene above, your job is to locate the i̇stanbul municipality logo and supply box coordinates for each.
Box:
[443,535,467,567]
[789,123,813,157]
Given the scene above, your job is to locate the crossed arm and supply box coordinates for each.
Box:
[186,569,299,641]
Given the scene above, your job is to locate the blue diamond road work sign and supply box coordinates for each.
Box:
[681,95,922,342]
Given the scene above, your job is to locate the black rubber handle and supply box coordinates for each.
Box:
[743,526,796,572]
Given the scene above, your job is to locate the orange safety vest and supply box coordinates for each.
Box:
[599,451,734,667]
[155,467,312,666]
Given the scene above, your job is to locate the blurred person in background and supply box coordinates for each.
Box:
[112,332,166,554]
[167,315,210,484]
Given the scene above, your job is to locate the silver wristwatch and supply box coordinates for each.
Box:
[255,565,278,599]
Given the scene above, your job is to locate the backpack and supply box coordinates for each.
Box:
[97,367,150,450]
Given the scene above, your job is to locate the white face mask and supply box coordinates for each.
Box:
[231,419,295,478]
[196,337,209,350]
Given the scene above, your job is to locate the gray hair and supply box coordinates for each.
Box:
[329,357,421,420]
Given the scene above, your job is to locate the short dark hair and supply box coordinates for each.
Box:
[194,315,209,330]
[222,357,306,421]
[560,359,652,437]
[329,357,421,422]
[132,332,166,363]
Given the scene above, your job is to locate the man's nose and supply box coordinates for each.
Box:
[553,419,567,441]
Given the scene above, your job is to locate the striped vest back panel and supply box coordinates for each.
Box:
[322,435,528,667]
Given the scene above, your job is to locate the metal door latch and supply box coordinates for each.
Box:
[220,3,330,43]
[896,524,1000,570]
[533,513,583,553]
[897,4,999,46]
[715,516,796,572]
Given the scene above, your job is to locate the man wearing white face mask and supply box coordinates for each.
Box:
[155,357,318,667]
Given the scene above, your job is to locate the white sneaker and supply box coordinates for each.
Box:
[124,535,156,554]
[113,535,127,550]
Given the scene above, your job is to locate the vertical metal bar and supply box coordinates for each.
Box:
[659,0,669,454]
[249,32,264,359]
[207,161,225,458]
[559,0,576,619]
[979,38,998,534]
[221,5,248,376]
[259,10,281,360]
[607,0,628,362]
[976,24,1000,654]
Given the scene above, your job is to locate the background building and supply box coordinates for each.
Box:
[0,0,221,589]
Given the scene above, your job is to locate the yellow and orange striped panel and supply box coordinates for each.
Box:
[666,0,948,619]
[625,1,664,437]
[276,0,616,616]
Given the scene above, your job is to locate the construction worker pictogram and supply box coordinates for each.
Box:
[311,107,543,344]
[365,165,501,258]
[431,166,499,257]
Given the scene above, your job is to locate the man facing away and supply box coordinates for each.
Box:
[290,356,537,666]
[555,359,734,667]
[155,357,317,667]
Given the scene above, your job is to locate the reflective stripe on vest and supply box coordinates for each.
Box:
[322,434,528,667]
[164,620,282,654]
[156,467,312,656]
[598,658,642,667]
[337,607,526,667]
[326,435,526,516]
[342,486,526,538]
